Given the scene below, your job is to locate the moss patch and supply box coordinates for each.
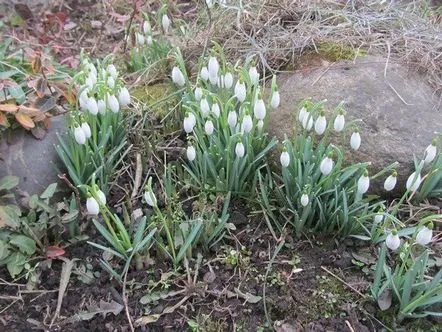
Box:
[131,83,179,117]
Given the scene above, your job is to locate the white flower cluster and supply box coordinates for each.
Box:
[86,187,107,215]
[73,58,131,145]
[386,223,433,251]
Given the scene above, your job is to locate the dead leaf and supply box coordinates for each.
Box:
[0,113,9,127]
[14,4,33,20]
[46,246,65,258]
[234,288,262,303]
[377,287,392,311]
[35,96,57,113]
[31,54,42,73]
[18,105,40,116]
[31,126,47,139]
[35,78,47,98]
[0,103,19,113]
[134,315,160,327]
[15,112,35,129]
[75,300,124,321]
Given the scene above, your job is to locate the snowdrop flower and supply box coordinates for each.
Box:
[146,35,153,45]
[241,114,253,134]
[107,94,120,113]
[406,171,422,192]
[87,97,99,115]
[143,20,151,34]
[81,122,91,139]
[206,0,213,8]
[79,89,89,111]
[96,189,106,205]
[270,90,280,109]
[257,120,264,131]
[424,140,437,164]
[86,197,100,215]
[209,74,218,86]
[200,98,210,116]
[217,75,224,89]
[234,80,247,102]
[74,125,87,145]
[374,212,384,224]
[136,33,145,45]
[200,67,209,81]
[386,231,400,250]
[254,98,266,120]
[235,141,245,158]
[97,99,106,114]
[172,67,185,87]
[211,103,220,118]
[357,171,370,195]
[87,63,97,77]
[224,72,234,89]
[85,75,96,89]
[208,56,219,79]
[350,129,361,150]
[228,111,237,128]
[107,64,118,79]
[384,171,397,191]
[107,76,115,89]
[300,193,309,207]
[248,66,259,85]
[302,111,313,131]
[194,87,203,101]
[298,106,307,123]
[416,224,433,246]
[162,14,170,33]
[334,111,345,132]
[205,120,214,136]
[118,87,131,107]
[186,145,196,161]
[183,113,196,133]
[280,148,290,168]
[144,188,157,207]
[314,112,326,135]
[320,153,334,176]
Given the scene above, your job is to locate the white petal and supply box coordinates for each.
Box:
[74,127,86,145]
[235,142,245,158]
[357,175,370,194]
[350,132,361,150]
[416,227,432,246]
[384,174,397,191]
[228,111,237,128]
[86,197,100,215]
[186,145,196,161]
[270,91,280,109]
[81,122,91,139]
[314,116,326,135]
[300,194,309,207]
[254,99,266,120]
[386,233,400,250]
[205,120,214,135]
[320,157,333,175]
[280,151,290,167]
[334,114,345,132]
[406,172,421,192]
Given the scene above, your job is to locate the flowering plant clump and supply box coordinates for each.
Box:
[172,46,277,196]
[259,99,396,238]
[56,54,131,195]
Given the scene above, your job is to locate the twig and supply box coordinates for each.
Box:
[131,153,142,198]
[345,320,355,332]
[58,173,83,219]
[122,265,135,332]
[51,257,74,327]
[385,81,413,106]
[321,266,366,298]
[123,0,138,53]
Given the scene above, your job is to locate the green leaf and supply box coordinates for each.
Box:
[6,251,26,277]
[0,176,19,191]
[10,235,37,255]
[0,205,21,228]
[40,183,58,199]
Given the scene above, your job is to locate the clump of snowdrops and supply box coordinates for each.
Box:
[171,46,277,196]
[259,99,397,238]
[56,54,131,195]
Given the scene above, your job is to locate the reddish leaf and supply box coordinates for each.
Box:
[0,103,19,113]
[15,112,35,129]
[46,246,65,259]
[0,113,9,127]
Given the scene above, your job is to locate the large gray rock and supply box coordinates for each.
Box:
[0,116,67,196]
[268,55,441,196]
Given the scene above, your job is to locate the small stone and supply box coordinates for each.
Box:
[91,20,102,29]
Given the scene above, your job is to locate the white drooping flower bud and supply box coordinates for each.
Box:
[97,99,106,114]
[87,97,99,115]
[143,20,151,34]
[270,91,280,109]
[248,66,259,86]
[241,114,253,134]
[280,149,290,167]
[200,98,210,116]
[96,189,106,205]
[162,14,170,33]
[257,120,264,131]
[374,213,384,224]
[208,56,219,79]
[107,94,120,113]
[386,231,400,250]
[183,113,196,133]
[186,145,196,161]
[107,64,118,79]
[107,76,115,89]
[194,87,203,101]
[350,131,361,151]
[205,120,214,136]
[86,197,100,215]
[228,111,237,128]
[384,172,397,191]
[144,189,157,207]
[200,67,209,81]
[234,81,246,102]
[334,113,345,132]
[416,225,433,246]
[254,99,266,120]
[206,0,213,8]
[320,155,334,176]
[211,103,220,118]
[74,125,87,145]
[118,87,131,107]
[85,74,96,89]
[81,122,91,139]
[302,111,313,131]
[79,89,89,111]
[136,33,145,45]
[209,74,218,86]
[300,193,309,207]
[298,106,307,123]
[172,66,185,87]
[146,35,153,45]
[357,172,370,195]
[424,141,437,164]
[224,72,234,89]
[315,114,326,135]
[87,63,97,77]
[235,142,245,158]
[406,171,422,192]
